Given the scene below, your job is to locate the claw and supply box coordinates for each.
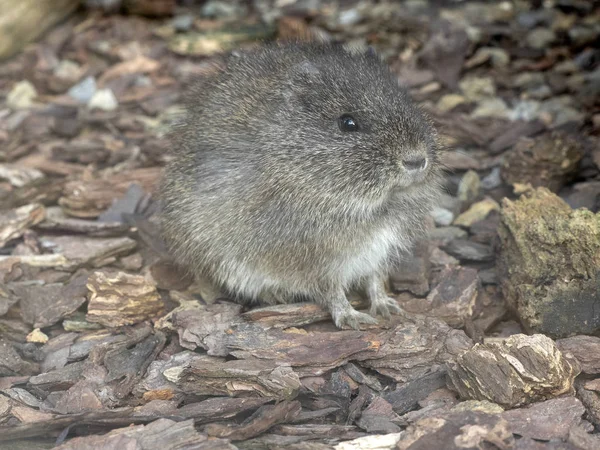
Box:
[369,296,405,319]
[334,309,378,330]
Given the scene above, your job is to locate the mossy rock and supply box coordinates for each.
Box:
[498,187,600,337]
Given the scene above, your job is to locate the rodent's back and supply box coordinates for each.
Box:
[160,42,440,298]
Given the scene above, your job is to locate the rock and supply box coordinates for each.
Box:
[442,239,494,263]
[526,28,556,49]
[53,60,81,81]
[6,81,37,110]
[88,88,118,111]
[538,96,585,127]
[497,187,600,337]
[26,328,48,344]
[429,227,468,244]
[465,47,510,69]
[481,167,502,190]
[86,271,164,327]
[0,0,79,60]
[201,0,247,19]
[171,14,194,32]
[457,170,480,207]
[67,76,97,103]
[502,397,585,441]
[513,72,546,89]
[501,131,584,192]
[508,100,541,122]
[447,334,579,408]
[459,76,496,102]
[556,335,600,375]
[454,198,500,228]
[568,26,599,47]
[430,207,454,227]
[527,84,552,99]
[471,98,510,119]
[436,94,467,113]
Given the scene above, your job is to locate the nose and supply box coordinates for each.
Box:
[402,157,427,171]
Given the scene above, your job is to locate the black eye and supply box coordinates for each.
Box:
[338,114,359,132]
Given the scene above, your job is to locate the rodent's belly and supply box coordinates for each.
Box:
[217,225,399,298]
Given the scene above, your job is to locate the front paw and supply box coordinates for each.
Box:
[333,308,378,330]
[369,296,404,319]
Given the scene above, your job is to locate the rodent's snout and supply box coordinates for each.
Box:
[402,157,427,172]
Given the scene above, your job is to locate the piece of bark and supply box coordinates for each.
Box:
[447,334,579,408]
[356,397,402,434]
[59,167,160,218]
[124,0,177,17]
[497,187,600,337]
[40,235,136,270]
[0,338,39,376]
[502,397,585,441]
[205,400,302,441]
[0,0,79,60]
[242,303,331,329]
[0,203,45,247]
[177,319,381,376]
[11,272,88,328]
[86,271,164,327]
[0,283,18,316]
[28,360,87,392]
[383,370,448,415]
[419,20,469,89]
[52,380,105,414]
[37,207,129,237]
[396,411,514,450]
[398,266,479,328]
[442,239,494,262]
[389,240,430,296]
[358,316,473,383]
[343,363,383,392]
[54,418,234,450]
[99,329,166,399]
[174,397,271,423]
[149,259,194,291]
[156,302,243,352]
[176,355,302,399]
[557,335,600,375]
[501,132,585,192]
[575,379,600,428]
[488,120,546,154]
[0,178,65,211]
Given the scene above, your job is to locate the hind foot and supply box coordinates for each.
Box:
[366,276,406,319]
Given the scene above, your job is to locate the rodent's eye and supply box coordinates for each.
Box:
[338,114,359,132]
